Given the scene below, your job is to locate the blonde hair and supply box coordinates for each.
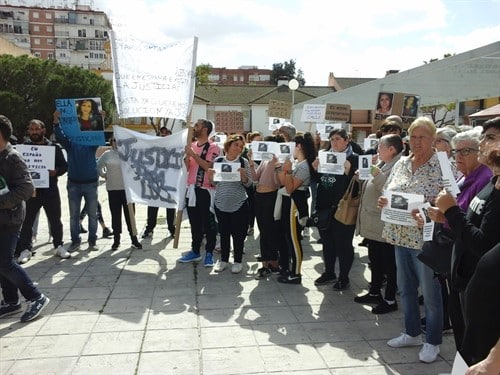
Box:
[408,117,436,137]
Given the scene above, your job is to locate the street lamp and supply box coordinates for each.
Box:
[288,79,299,122]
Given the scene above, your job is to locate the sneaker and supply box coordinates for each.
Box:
[254,267,271,280]
[204,252,214,267]
[20,294,50,322]
[231,262,243,274]
[102,227,113,238]
[17,249,32,264]
[178,250,202,263]
[88,243,98,252]
[68,242,81,253]
[387,333,422,348]
[268,265,281,275]
[372,300,398,314]
[0,300,22,318]
[247,227,254,236]
[142,230,153,239]
[131,236,142,249]
[333,280,350,291]
[277,274,302,284]
[302,227,310,237]
[419,343,440,363]
[54,245,71,259]
[354,292,383,304]
[314,273,337,286]
[214,260,227,272]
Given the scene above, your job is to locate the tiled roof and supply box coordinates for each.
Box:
[194,85,336,105]
[334,77,376,90]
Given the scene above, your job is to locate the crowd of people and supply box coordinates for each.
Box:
[0,111,499,371]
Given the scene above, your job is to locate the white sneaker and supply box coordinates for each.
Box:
[419,343,440,363]
[387,333,422,348]
[54,245,71,259]
[302,227,310,237]
[214,260,227,272]
[17,249,32,264]
[231,262,243,274]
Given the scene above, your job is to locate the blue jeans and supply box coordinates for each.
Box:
[0,229,40,304]
[395,246,443,345]
[67,181,98,244]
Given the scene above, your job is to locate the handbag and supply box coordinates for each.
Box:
[417,223,455,275]
[334,178,360,225]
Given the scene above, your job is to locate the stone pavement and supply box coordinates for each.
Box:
[0,176,455,374]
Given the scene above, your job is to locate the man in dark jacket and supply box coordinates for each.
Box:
[0,115,50,322]
[15,119,69,263]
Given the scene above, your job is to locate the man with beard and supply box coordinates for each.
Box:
[178,119,220,266]
[15,119,69,263]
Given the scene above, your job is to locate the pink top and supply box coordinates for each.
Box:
[253,159,281,190]
[187,141,220,188]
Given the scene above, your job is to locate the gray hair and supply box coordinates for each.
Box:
[450,128,482,149]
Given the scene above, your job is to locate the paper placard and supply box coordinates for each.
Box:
[318,150,346,175]
[364,138,379,151]
[213,133,227,149]
[213,162,241,182]
[269,117,287,131]
[325,103,351,122]
[418,202,435,241]
[358,155,373,180]
[15,144,56,188]
[381,190,425,226]
[316,123,342,141]
[300,104,326,122]
[268,100,292,119]
[437,151,460,197]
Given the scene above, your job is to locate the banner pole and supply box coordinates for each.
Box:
[173,116,193,249]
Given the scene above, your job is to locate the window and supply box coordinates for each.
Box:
[13,25,22,33]
[47,38,53,45]
[47,52,54,59]
[46,13,52,19]
[90,19,94,25]
[32,12,39,18]
[34,38,40,45]
[33,25,39,32]
[78,29,86,37]
[34,52,41,57]
[46,25,52,32]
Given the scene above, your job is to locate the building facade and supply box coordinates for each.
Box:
[0,2,110,70]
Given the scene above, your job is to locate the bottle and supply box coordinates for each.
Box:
[0,175,9,195]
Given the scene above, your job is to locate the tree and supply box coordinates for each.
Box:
[270,59,306,86]
[0,55,115,138]
[420,103,456,127]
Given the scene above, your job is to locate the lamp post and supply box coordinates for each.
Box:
[288,79,299,122]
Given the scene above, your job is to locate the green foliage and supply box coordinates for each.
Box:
[196,63,212,86]
[270,59,306,86]
[420,102,456,127]
[0,55,115,138]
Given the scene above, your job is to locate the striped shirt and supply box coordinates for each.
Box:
[214,156,253,213]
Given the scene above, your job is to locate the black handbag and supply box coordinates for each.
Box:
[417,223,455,275]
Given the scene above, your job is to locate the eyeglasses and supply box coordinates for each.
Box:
[451,148,479,157]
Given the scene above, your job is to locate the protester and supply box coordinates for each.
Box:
[53,110,100,252]
[434,117,500,365]
[379,117,445,363]
[97,136,142,250]
[142,127,176,239]
[0,114,50,322]
[312,128,359,290]
[242,131,261,236]
[354,134,404,313]
[178,119,220,266]
[208,134,253,274]
[15,119,69,263]
[79,201,113,238]
[276,132,316,284]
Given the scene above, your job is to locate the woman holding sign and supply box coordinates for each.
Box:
[208,134,253,274]
[377,117,446,363]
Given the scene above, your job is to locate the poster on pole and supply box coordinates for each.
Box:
[113,125,188,208]
[300,104,326,122]
[110,27,197,120]
[55,97,106,146]
[268,100,292,120]
[15,145,55,188]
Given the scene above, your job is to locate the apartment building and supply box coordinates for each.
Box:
[0,2,110,70]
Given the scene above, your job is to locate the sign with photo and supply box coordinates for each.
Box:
[358,155,373,180]
[213,161,241,182]
[55,97,105,146]
[372,92,421,131]
[15,144,55,188]
[318,150,346,175]
[381,190,424,226]
[364,138,379,151]
[316,123,342,141]
[268,117,287,131]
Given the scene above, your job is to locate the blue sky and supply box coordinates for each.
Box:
[95,0,500,85]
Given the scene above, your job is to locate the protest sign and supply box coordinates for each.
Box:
[381,190,424,226]
[15,144,55,188]
[318,150,346,175]
[300,104,326,122]
[110,29,197,120]
[268,100,292,120]
[213,162,241,182]
[113,125,188,208]
[325,104,351,122]
[55,97,105,146]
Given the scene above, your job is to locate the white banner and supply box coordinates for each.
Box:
[301,104,326,122]
[113,125,188,209]
[110,29,197,120]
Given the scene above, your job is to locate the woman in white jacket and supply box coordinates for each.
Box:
[354,134,404,314]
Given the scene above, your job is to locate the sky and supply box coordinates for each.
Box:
[94,0,500,86]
